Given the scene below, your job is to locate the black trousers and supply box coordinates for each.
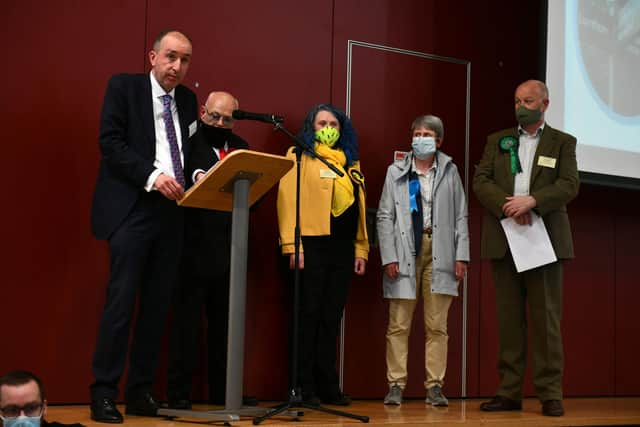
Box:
[90,192,183,401]
[297,236,354,398]
[167,268,230,402]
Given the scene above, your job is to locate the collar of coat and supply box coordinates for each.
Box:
[391,150,453,184]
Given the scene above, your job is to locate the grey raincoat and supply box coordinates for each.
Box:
[376,151,469,299]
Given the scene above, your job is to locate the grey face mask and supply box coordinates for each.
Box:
[515,106,542,126]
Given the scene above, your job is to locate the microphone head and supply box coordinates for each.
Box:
[232,109,246,120]
[232,109,285,123]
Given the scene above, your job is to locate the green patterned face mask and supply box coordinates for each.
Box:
[315,126,340,147]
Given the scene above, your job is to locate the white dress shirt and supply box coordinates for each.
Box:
[412,156,437,228]
[513,123,544,196]
[145,72,185,191]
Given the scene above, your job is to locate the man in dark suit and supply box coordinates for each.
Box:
[89,30,198,423]
[473,80,579,417]
[166,91,249,409]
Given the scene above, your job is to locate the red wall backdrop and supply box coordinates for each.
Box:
[2,0,638,403]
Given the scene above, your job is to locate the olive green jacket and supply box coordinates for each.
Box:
[473,124,579,260]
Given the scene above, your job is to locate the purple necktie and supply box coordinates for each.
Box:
[160,94,186,188]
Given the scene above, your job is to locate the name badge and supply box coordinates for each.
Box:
[537,155,557,168]
[394,150,408,162]
[188,120,197,138]
[320,169,337,179]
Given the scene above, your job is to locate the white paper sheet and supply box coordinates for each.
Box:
[500,212,557,272]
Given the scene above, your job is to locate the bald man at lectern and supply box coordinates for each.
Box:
[167,91,251,409]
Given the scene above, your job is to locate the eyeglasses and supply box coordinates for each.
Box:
[204,108,234,126]
[0,402,44,418]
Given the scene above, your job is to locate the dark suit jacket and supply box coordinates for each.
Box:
[91,73,198,240]
[181,125,249,277]
[473,124,579,260]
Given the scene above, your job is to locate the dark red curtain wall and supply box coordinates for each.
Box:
[2,1,638,403]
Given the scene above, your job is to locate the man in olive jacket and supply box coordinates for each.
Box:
[473,80,579,417]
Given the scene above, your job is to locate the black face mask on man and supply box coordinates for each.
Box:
[200,122,231,148]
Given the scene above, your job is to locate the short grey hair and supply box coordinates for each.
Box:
[411,115,444,139]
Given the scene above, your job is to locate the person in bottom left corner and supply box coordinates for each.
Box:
[0,371,84,427]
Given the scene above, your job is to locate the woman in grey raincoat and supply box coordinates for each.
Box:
[376,115,469,407]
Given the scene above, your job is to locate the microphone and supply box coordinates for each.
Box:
[232,109,284,124]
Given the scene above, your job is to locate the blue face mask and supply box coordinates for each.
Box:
[1,416,41,427]
[411,136,436,160]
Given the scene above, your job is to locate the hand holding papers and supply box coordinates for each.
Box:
[500,211,557,272]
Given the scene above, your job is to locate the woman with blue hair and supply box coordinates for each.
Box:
[277,103,369,406]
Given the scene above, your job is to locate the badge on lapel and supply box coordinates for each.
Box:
[348,168,365,186]
[499,136,522,174]
[188,120,197,138]
[537,155,557,168]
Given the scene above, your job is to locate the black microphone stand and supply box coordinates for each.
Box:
[253,122,369,425]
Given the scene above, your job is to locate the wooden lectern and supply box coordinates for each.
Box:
[158,149,294,422]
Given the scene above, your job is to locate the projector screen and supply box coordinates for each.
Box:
[546,0,640,188]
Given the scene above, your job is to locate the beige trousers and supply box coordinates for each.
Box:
[385,233,453,389]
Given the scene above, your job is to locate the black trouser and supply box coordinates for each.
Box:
[297,236,354,398]
[167,268,230,402]
[90,192,183,401]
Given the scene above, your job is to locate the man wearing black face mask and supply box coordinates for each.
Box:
[167,91,250,409]
[473,80,579,417]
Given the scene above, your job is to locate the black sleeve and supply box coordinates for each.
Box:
[185,131,214,186]
[98,74,155,187]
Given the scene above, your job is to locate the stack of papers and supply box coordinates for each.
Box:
[500,212,557,272]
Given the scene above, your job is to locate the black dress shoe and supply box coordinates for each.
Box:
[542,399,564,416]
[320,392,352,406]
[480,396,522,412]
[91,398,123,423]
[167,398,192,410]
[125,392,159,416]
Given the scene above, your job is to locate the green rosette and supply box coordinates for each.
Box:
[499,136,522,174]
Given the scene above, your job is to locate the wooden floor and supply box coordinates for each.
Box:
[47,398,640,427]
